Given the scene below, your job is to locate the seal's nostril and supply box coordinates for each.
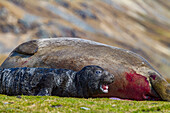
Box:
[111,75,114,81]
[110,74,114,78]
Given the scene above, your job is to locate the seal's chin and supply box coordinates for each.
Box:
[100,84,109,93]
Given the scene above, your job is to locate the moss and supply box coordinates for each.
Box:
[0,95,169,112]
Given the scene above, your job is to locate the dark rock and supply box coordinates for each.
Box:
[35,29,49,38]
[30,22,41,29]
[74,9,87,19]
[16,95,22,99]
[57,1,70,8]
[69,29,76,37]
[10,0,24,6]
[62,28,77,37]
[7,24,14,30]
[0,25,10,33]
[90,14,97,20]
[51,105,63,108]
[74,9,97,20]
[0,24,20,34]
[0,7,8,20]
[18,19,30,29]
[80,3,88,8]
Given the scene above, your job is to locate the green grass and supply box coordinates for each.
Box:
[0,95,169,113]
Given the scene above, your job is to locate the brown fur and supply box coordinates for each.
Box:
[1,38,169,101]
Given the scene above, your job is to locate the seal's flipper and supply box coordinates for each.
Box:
[36,88,52,96]
[13,40,38,55]
[0,40,38,68]
[149,74,170,101]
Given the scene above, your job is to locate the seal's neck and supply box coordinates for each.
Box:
[74,72,90,98]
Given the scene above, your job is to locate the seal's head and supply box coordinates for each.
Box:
[77,65,114,96]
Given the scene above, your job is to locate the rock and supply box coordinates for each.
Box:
[18,19,30,29]
[80,107,90,110]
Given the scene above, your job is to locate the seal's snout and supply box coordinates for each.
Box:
[99,71,114,93]
[109,73,114,83]
[103,71,114,84]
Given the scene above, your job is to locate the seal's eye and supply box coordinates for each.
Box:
[95,70,102,75]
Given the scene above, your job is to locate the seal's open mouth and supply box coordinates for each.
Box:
[100,84,109,93]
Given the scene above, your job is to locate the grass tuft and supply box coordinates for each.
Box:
[0,95,169,112]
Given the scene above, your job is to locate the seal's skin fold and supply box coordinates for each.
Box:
[1,38,169,101]
[0,66,114,97]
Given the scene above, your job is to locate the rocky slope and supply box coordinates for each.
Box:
[0,0,169,78]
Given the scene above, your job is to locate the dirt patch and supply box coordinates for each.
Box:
[0,54,7,65]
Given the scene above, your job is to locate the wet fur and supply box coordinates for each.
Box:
[0,66,114,98]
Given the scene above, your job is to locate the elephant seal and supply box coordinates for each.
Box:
[1,38,169,101]
[0,65,114,97]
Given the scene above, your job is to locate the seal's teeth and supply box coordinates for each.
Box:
[100,85,109,93]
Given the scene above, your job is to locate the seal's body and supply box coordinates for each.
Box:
[0,66,114,97]
[1,38,169,101]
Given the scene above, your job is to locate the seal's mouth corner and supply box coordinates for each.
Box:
[100,84,109,93]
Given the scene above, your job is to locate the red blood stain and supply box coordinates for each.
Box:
[117,71,160,100]
[150,75,156,80]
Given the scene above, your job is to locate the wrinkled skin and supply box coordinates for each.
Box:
[1,38,169,101]
[0,66,114,97]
